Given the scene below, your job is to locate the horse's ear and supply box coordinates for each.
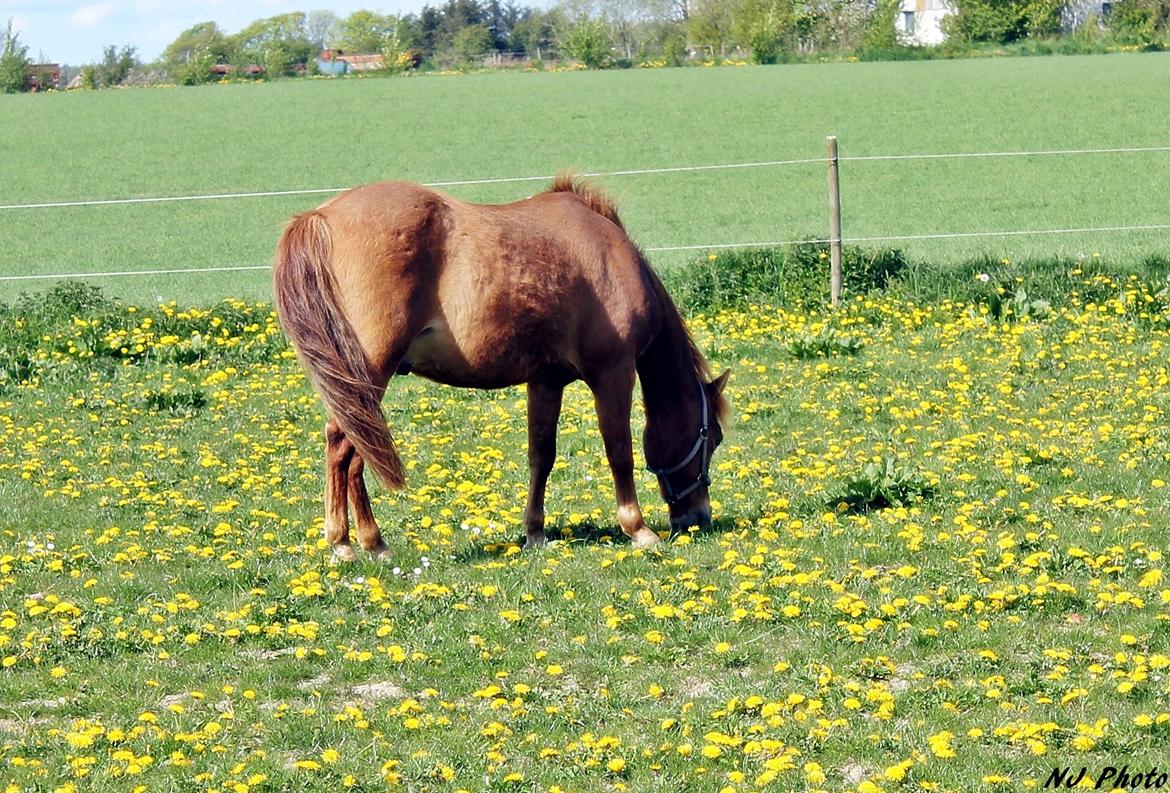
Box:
[709,369,731,395]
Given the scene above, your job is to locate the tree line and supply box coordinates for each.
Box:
[2,0,1168,92]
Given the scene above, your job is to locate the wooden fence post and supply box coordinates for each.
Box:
[827,135,843,307]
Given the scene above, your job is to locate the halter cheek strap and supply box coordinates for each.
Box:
[646,382,712,505]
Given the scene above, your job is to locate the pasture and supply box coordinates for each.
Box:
[2,53,1170,303]
[1,265,1170,790]
[2,52,1170,792]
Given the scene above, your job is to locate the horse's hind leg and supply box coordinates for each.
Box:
[347,452,390,559]
[325,420,359,562]
[587,365,661,548]
[524,379,565,548]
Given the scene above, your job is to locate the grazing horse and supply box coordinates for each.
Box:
[273,175,729,561]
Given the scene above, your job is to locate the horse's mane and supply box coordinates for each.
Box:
[547,172,625,231]
[636,252,730,423]
[546,173,729,424]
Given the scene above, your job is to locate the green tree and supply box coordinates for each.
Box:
[0,18,30,94]
[339,10,403,52]
[863,0,902,47]
[430,0,488,54]
[660,25,688,63]
[1109,0,1170,44]
[512,9,563,57]
[231,13,313,75]
[176,49,217,85]
[94,44,138,87]
[163,22,233,84]
[560,17,612,65]
[688,0,736,54]
[449,23,494,61]
[731,0,797,62]
[942,0,1063,42]
[748,17,784,61]
[306,10,340,49]
[261,43,291,77]
[163,22,232,67]
[603,0,641,58]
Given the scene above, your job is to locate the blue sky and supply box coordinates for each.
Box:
[2,1,436,65]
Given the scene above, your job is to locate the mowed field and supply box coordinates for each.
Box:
[2,53,1170,304]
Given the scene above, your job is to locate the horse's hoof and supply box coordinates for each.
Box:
[368,544,393,562]
[524,531,547,549]
[332,543,359,562]
[630,528,662,548]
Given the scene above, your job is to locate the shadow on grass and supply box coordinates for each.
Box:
[451,513,745,565]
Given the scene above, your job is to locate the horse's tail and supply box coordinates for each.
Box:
[272,211,406,489]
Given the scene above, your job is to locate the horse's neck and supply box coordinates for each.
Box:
[636,314,697,421]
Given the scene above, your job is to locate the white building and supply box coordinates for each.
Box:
[1062,0,1113,31]
[895,0,1112,45]
[896,0,954,45]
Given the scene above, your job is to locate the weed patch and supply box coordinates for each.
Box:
[828,458,937,513]
[788,328,865,359]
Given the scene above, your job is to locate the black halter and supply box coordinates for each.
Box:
[647,381,713,505]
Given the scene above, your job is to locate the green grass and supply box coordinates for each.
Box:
[1,273,1169,790]
[3,53,1170,303]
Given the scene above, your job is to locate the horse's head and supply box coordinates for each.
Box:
[644,369,730,531]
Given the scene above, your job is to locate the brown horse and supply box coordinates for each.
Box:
[273,175,729,561]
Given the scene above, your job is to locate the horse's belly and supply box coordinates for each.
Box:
[401,322,570,389]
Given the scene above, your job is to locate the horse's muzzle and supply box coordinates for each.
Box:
[670,507,711,531]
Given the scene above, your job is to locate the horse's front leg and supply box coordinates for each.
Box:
[588,366,661,548]
[524,379,565,548]
[325,420,359,562]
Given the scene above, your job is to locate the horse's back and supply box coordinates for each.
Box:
[315,181,660,386]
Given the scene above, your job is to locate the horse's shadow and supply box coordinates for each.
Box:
[451,513,742,564]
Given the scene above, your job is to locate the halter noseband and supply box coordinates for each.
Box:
[646,381,713,505]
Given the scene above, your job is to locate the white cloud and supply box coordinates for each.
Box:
[133,0,228,9]
[69,2,116,27]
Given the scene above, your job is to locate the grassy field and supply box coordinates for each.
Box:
[2,53,1170,303]
[1,266,1169,790]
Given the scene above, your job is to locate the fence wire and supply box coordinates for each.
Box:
[3,145,1169,211]
[2,143,1168,283]
[3,222,1168,283]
